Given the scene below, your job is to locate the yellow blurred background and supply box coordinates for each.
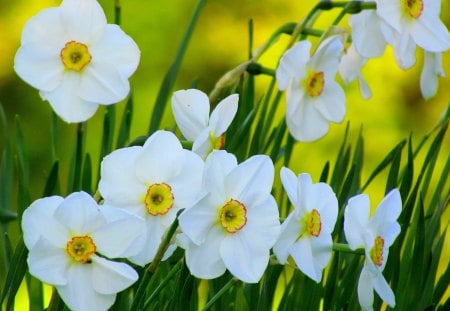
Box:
[0,0,449,308]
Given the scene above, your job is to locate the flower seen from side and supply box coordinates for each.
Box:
[14,0,140,123]
[171,89,239,159]
[273,168,338,283]
[344,189,402,311]
[21,191,145,311]
[178,150,280,283]
[420,52,445,100]
[339,44,372,100]
[276,35,345,142]
[98,130,204,266]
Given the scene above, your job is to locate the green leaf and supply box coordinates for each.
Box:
[43,161,60,197]
[82,153,92,193]
[116,93,134,148]
[148,0,207,134]
[399,135,414,199]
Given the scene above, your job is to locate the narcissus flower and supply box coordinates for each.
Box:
[344,189,402,311]
[273,169,338,283]
[22,191,145,311]
[171,89,238,159]
[339,44,372,100]
[376,0,450,68]
[420,52,444,100]
[276,36,345,142]
[14,0,140,123]
[99,130,204,266]
[178,150,280,283]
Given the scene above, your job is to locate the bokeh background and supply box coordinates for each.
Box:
[1,0,449,307]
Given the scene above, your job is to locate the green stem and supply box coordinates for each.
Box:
[333,243,365,255]
[47,288,62,311]
[202,278,239,310]
[114,0,121,25]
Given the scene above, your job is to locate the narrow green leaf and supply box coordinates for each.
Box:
[43,161,60,196]
[148,0,207,134]
[26,275,43,311]
[68,123,85,193]
[433,236,450,304]
[399,135,414,199]
[116,93,133,148]
[15,116,30,186]
[82,153,92,193]
[384,142,402,193]
[319,161,330,183]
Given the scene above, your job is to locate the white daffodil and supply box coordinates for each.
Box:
[178,150,280,283]
[339,44,372,100]
[420,52,445,100]
[376,0,450,69]
[276,35,345,142]
[344,189,402,311]
[99,130,204,266]
[14,0,140,123]
[273,168,338,283]
[171,89,238,159]
[22,191,145,311]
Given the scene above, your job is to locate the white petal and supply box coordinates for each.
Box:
[57,264,115,311]
[184,226,227,279]
[14,43,64,92]
[54,191,106,234]
[209,94,239,135]
[420,52,444,100]
[358,76,372,100]
[171,89,210,141]
[60,0,107,44]
[296,173,315,214]
[280,167,299,206]
[135,131,184,183]
[349,11,388,58]
[22,196,68,249]
[276,40,311,90]
[192,128,212,159]
[40,72,99,123]
[273,213,300,264]
[79,62,130,104]
[27,238,69,286]
[290,237,321,282]
[344,194,370,249]
[89,24,140,78]
[178,194,217,245]
[203,150,237,199]
[99,146,147,206]
[392,32,416,69]
[411,13,450,52]
[313,183,338,233]
[313,80,346,123]
[309,233,333,279]
[93,206,146,258]
[225,155,274,207]
[220,230,270,283]
[357,265,375,311]
[369,189,401,240]
[285,88,330,142]
[128,218,166,266]
[310,36,343,76]
[91,256,138,295]
[376,0,403,33]
[371,265,396,307]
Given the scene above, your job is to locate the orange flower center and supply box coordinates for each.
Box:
[370,236,385,266]
[66,235,96,263]
[60,41,92,72]
[219,199,247,233]
[402,0,423,19]
[144,183,174,216]
[304,71,325,97]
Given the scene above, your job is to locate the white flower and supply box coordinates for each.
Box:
[98,130,204,266]
[376,0,450,68]
[420,52,445,100]
[339,44,372,100]
[22,191,145,311]
[273,169,338,283]
[276,36,345,142]
[178,150,280,283]
[14,0,140,123]
[344,189,402,311]
[171,89,238,159]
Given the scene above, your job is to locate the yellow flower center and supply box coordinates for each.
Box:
[60,41,92,72]
[299,209,322,238]
[304,71,325,97]
[209,131,225,151]
[402,0,423,19]
[66,235,96,263]
[370,236,384,266]
[144,183,174,216]
[219,199,247,233]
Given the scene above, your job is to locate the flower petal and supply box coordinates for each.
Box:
[22,196,68,249]
[225,155,274,207]
[40,72,99,123]
[54,192,106,234]
[371,265,396,307]
[290,237,321,282]
[171,89,210,141]
[344,194,370,249]
[309,35,343,76]
[91,256,138,295]
[192,128,211,159]
[313,183,338,233]
[420,52,444,100]
[369,189,401,242]
[128,217,166,266]
[99,146,147,207]
[59,0,107,44]
[209,94,239,136]
[89,24,140,78]
[296,173,314,214]
[273,213,300,264]
[313,80,346,123]
[135,131,184,183]
[79,62,130,104]
[357,265,375,311]
[57,263,115,311]
[392,32,416,69]
[276,40,311,90]
[27,238,69,286]
[203,150,237,199]
[280,167,299,206]
[410,12,450,52]
[184,226,227,279]
[349,11,388,58]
